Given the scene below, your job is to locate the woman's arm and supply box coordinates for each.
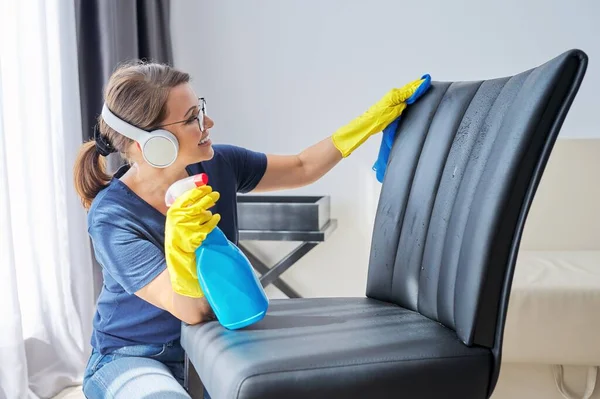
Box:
[90,187,220,326]
[253,76,429,192]
[253,137,342,192]
[136,268,215,325]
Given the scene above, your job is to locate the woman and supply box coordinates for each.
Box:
[73,61,426,398]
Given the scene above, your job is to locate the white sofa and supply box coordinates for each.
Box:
[492,139,600,399]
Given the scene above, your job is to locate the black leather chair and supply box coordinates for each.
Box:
[182,49,588,399]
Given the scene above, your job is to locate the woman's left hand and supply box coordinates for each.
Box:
[252,76,430,193]
[331,76,429,158]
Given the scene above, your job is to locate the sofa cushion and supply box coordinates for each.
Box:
[502,251,600,365]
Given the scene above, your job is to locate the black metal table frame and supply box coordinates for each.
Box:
[238,219,338,298]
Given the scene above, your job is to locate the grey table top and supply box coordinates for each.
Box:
[238,219,338,242]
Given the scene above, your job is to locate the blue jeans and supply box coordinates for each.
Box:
[83,340,210,398]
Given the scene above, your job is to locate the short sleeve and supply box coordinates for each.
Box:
[222,145,268,193]
[89,221,166,294]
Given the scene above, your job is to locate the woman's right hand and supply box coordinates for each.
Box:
[164,184,221,298]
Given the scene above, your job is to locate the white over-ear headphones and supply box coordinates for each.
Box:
[101,103,179,168]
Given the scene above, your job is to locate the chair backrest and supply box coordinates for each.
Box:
[366,49,587,392]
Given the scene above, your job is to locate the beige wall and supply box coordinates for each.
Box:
[520,139,600,251]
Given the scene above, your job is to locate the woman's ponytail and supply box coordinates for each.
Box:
[73,140,112,210]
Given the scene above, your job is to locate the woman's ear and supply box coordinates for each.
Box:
[126,140,143,163]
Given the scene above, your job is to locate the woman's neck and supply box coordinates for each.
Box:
[120,162,189,215]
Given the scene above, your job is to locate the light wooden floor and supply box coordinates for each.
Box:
[52,386,84,399]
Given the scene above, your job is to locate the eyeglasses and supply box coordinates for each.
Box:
[156,97,207,131]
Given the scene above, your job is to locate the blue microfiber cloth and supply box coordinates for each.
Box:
[372,74,432,182]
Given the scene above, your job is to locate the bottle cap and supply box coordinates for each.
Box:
[165,173,209,207]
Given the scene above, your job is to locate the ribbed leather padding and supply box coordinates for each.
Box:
[180,50,588,399]
[366,49,588,349]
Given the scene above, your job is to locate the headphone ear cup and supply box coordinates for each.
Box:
[141,129,179,168]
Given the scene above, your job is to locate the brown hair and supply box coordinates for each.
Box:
[73,61,190,209]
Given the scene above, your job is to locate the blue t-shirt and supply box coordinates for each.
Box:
[87,144,267,354]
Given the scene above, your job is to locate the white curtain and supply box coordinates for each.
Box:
[0,0,95,398]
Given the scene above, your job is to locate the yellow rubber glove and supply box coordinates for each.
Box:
[331,76,428,157]
[165,185,221,298]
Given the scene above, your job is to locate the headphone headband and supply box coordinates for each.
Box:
[101,104,148,143]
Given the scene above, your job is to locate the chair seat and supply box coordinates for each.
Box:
[181,298,492,399]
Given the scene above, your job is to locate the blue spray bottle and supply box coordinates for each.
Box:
[165,174,269,330]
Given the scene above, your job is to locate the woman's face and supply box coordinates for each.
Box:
[162,83,214,165]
